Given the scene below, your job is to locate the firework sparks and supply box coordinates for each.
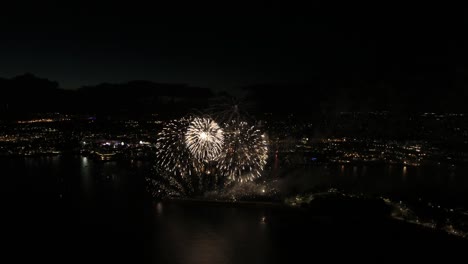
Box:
[185,117,224,161]
[151,115,270,198]
[217,121,268,182]
[156,118,201,177]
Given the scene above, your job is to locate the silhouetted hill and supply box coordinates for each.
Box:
[1,73,467,120]
[77,81,213,116]
[243,81,468,116]
[0,74,214,118]
[0,73,71,114]
[79,80,213,98]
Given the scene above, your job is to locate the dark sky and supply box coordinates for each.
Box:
[0,2,466,93]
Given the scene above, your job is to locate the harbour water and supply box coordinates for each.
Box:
[2,155,467,263]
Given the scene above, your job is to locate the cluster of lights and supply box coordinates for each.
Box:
[17,118,70,124]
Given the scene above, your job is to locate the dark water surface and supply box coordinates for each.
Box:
[2,156,467,263]
[271,162,468,207]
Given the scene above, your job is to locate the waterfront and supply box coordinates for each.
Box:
[4,155,467,207]
[268,162,468,207]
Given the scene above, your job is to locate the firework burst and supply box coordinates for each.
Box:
[216,121,269,183]
[150,113,270,198]
[185,117,224,161]
[155,118,201,177]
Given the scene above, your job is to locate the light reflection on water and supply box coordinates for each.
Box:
[1,155,467,262]
[153,202,271,264]
[268,162,468,207]
[80,156,94,199]
[3,155,468,207]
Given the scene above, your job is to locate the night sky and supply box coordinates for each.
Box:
[0,2,466,94]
